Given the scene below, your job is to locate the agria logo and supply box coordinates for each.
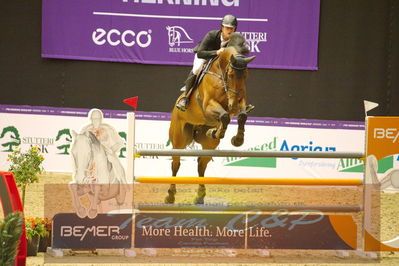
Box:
[224,137,277,168]
[0,126,21,152]
[338,157,394,173]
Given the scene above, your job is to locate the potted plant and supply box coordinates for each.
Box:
[38,218,52,252]
[24,217,47,256]
[0,212,24,264]
[7,146,44,206]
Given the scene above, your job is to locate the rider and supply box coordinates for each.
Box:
[80,109,127,184]
[176,14,255,112]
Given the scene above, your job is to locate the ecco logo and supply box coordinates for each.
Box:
[92,28,152,48]
[374,128,399,143]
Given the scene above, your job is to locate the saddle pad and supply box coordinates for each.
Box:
[195,56,218,89]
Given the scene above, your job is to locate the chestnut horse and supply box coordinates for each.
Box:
[166,33,255,204]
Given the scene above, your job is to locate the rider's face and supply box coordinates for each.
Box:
[92,118,101,129]
[91,111,103,129]
[221,26,235,40]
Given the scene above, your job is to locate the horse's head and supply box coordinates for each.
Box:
[214,33,255,113]
[224,52,255,113]
[71,130,98,183]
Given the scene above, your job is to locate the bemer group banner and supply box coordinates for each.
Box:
[42,0,320,70]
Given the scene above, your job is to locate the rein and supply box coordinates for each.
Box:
[204,57,242,96]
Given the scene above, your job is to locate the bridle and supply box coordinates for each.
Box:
[204,55,246,97]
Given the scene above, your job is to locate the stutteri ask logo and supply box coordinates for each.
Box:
[118,131,126,158]
[0,126,21,152]
[56,129,72,154]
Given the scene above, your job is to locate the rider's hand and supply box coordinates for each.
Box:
[216,48,225,55]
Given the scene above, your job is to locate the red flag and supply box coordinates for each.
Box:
[123,97,138,111]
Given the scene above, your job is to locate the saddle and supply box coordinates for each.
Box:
[196,57,218,89]
[184,57,218,97]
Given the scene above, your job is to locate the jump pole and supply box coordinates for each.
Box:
[127,113,394,254]
[135,149,364,159]
[127,113,136,181]
[135,202,362,213]
[137,176,363,186]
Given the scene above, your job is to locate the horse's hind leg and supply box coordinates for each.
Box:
[194,157,209,205]
[194,127,220,204]
[165,156,180,204]
[166,119,194,204]
[231,112,247,147]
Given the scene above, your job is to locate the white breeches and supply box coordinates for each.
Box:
[192,54,206,75]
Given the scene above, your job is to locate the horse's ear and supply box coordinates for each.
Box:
[230,54,237,65]
[245,56,256,64]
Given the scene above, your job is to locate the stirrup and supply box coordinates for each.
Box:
[176,97,188,111]
[246,104,255,113]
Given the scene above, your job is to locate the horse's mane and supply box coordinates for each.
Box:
[227,33,249,55]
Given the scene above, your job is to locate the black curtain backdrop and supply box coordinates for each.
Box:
[1,0,398,121]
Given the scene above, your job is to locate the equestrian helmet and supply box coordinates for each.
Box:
[221,14,237,28]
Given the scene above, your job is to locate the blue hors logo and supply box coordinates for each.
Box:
[166,26,194,47]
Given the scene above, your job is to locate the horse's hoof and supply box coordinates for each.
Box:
[88,208,98,219]
[76,207,87,218]
[206,129,217,139]
[116,189,127,204]
[231,136,244,147]
[164,195,175,204]
[194,197,205,205]
[116,195,126,205]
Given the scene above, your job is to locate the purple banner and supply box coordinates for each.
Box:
[42,0,320,70]
[0,104,365,130]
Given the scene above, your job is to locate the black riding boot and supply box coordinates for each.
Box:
[176,72,196,111]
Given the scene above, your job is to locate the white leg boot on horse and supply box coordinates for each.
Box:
[176,72,197,112]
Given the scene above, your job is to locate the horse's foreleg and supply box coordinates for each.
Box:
[231,112,247,147]
[88,184,100,219]
[165,156,180,204]
[204,100,230,139]
[68,183,87,218]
